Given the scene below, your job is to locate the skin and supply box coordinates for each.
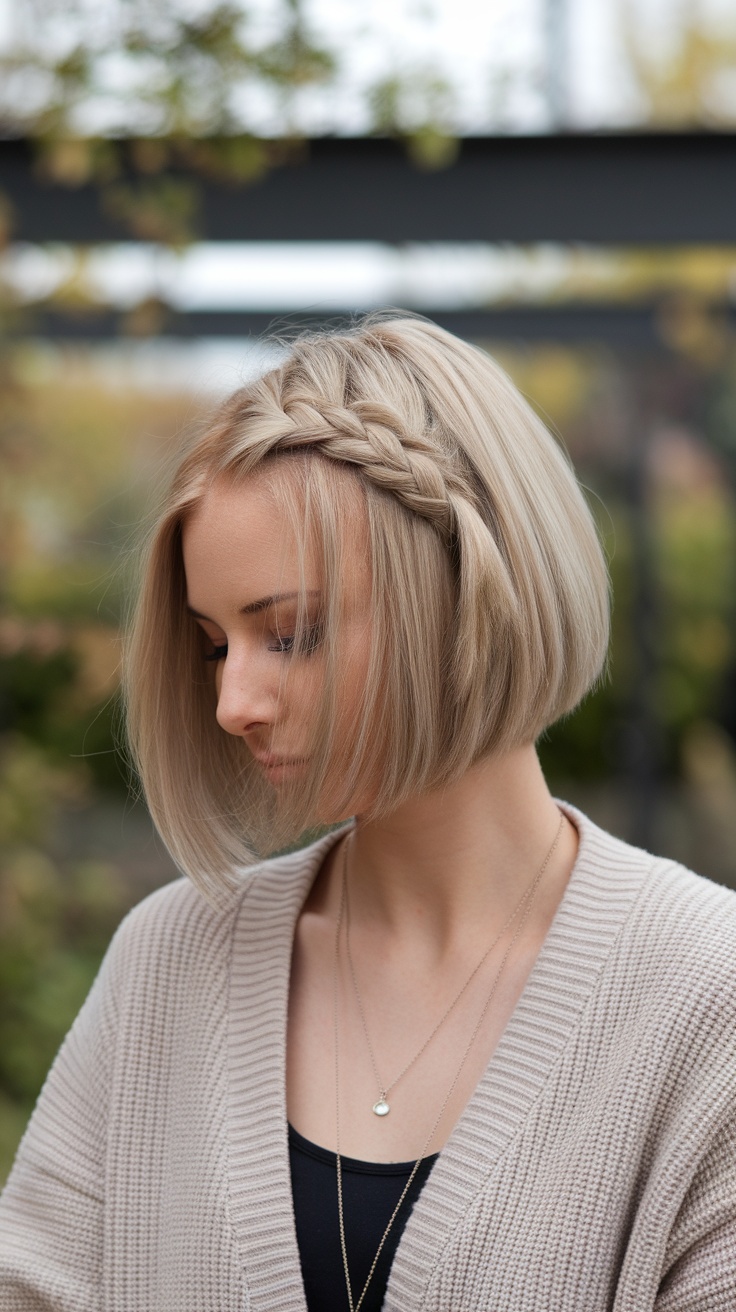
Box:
[182,470,579,1163]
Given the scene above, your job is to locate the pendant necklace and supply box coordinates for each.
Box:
[343,812,564,1118]
[333,810,564,1312]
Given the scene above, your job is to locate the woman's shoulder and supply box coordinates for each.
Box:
[567,801,736,995]
[106,825,346,977]
[559,806,736,1147]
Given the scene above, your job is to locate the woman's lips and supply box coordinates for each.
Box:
[253,754,310,781]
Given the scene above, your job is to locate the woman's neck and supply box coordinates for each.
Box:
[290,744,580,1160]
[337,745,578,961]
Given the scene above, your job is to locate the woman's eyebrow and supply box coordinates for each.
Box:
[186,590,321,622]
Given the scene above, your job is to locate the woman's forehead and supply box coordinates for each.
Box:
[182,466,370,607]
[183,480,313,595]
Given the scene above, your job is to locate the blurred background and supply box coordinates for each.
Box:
[2,0,736,1180]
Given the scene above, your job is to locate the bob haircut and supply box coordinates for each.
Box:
[125,313,610,903]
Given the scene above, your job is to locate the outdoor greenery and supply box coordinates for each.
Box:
[0,0,463,244]
[622,0,736,127]
[0,733,130,1173]
[0,362,194,1180]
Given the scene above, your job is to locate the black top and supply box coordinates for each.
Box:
[289,1123,439,1312]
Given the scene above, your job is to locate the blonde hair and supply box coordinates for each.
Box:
[125,314,609,902]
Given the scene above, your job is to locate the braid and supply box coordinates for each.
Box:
[231,378,479,542]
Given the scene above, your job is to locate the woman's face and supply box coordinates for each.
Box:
[182,471,372,808]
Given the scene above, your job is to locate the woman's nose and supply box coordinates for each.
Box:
[214,657,275,738]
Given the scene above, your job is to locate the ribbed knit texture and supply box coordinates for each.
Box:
[1,802,736,1310]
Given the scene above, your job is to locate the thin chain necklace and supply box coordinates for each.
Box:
[333,810,564,1312]
[344,814,564,1117]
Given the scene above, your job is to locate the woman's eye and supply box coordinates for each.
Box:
[203,643,228,662]
[268,623,323,656]
[268,635,295,654]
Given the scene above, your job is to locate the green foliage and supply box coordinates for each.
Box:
[0,1093,29,1180]
[103,177,202,246]
[540,480,735,783]
[0,646,79,741]
[3,561,126,625]
[706,365,736,473]
[0,1,472,243]
[507,344,736,788]
[0,0,338,241]
[538,500,628,783]
[621,1,736,128]
[0,639,126,794]
[368,69,459,169]
[653,482,736,749]
[16,639,121,781]
[0,352,200,623]
[0,735,133,1181]
[0,0,335,142]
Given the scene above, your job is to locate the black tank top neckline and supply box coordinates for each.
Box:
[288,1121,439,1312]
[289,1120,439,1173]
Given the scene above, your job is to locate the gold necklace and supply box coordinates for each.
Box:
[332,811,564,1312]
[343,814,564,1117]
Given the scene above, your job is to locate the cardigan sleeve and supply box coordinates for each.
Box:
[0,930,121,1312]
[655,1097,736,1310]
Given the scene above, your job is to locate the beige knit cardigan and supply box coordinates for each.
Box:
[1,802,736,1311]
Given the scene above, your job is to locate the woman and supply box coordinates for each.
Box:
[1,315,735,1311]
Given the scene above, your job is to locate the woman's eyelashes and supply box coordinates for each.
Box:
[270,622,324,656]
[202,622,324,662]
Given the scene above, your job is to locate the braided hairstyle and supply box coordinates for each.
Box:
[126,314,610,901]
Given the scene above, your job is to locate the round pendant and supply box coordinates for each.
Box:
[372,1098,390,1117]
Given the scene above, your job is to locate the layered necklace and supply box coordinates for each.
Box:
[332,811,564,1312]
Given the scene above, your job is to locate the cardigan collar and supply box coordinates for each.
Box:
[225,824,350,1311]
[224,805,650,1312]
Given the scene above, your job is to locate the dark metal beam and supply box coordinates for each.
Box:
[13,302,730,347]
[1,134,736,245]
